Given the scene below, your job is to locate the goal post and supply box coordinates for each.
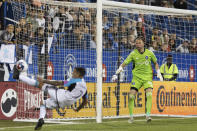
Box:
[10,0,197,123]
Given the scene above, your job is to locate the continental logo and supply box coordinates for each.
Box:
[157,85,197,112]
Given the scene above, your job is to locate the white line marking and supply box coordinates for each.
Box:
[0,117,195,130]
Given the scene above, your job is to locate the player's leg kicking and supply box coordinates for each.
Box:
[13,64,55,130]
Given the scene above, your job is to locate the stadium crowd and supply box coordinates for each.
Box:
[0,0,197,81]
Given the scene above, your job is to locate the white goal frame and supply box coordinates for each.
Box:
[13,0,197,123]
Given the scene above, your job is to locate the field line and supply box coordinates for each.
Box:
[0,117,195,130]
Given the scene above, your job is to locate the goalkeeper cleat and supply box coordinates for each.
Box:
[146,116,152,123]
[34,118,44,130]
[128,117,134,123]
[13,65,20,80]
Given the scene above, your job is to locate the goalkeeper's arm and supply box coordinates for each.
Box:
[154,62,163,81]
[116,63,126,75]
[112,63,126,82]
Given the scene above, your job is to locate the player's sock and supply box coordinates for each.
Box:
[39,105,46,119]
[19,75,39,87]
[128,94,135,116]
[146,92,152,115]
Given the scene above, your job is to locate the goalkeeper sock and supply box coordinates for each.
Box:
[19,75,39,87]
[128,94,135,116]
[146,92,152,115]
[39,105,46,119]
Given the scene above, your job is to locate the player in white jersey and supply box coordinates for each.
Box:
[13,67,88,130]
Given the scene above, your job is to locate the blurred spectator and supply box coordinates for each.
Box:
[84,10,91,27]
[138,14,145,36]
[71,26,87,49]
[174,0,187,9]
[112,37,118,50]
[0,24,14,44]
[160,28,169,44]
[103,16,112,30]
[125,21,132,31]
[130,0,136,3]
[161,1,169,7]
[168,39,176,52]
[120,37,130,49]
[127,34,135,50]
[138,0,144,5]
[160,43,169,52]
[0,24,14,82]
[131,20,137,38]
[113,17,120,28]
[0,22,3,36]
[53,6,73,33]
[26,8,39,33]
[189,38,197,53]
[36,10,45,28]
[149,40,159,52]
[0,0,4,29]
[168,0,174,8]
[151,27,161,46]
[136,21,145,39]
[34,27,45,76]
[90,35,96,49]
[15,17,30,60]
[120,25,128,38]
[176,39,189,53]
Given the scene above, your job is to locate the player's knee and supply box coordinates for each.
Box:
[129,94,135,100]
[146,92,152,97]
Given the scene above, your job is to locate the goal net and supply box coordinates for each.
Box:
[10,0,197,122]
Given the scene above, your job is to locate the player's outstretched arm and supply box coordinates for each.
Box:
[73,97,88,112]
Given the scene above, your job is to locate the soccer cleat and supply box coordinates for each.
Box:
[128,117,134,123]
[34,118,44,130]
[13,65,20,79]
[146,116,152,123]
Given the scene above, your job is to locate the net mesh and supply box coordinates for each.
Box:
[8,0,197,121]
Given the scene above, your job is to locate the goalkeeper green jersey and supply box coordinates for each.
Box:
[123,49,157,81]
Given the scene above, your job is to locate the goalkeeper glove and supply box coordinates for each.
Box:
[157,69,163,81]
[116,66,123,75]
[112,66,124,82]
[112,75,118,82]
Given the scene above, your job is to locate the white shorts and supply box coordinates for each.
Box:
[42,84,74,109]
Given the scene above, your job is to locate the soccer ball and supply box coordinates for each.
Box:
[16,60,28,72]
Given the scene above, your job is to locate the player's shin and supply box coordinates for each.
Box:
[146,92,152,116]
[128,94,135,117]
[39,104,46,119]
[19,75,39,87]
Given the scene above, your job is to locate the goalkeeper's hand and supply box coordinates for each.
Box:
[112,75,118,82]
[116,66,123,75]
[157,69,163,81]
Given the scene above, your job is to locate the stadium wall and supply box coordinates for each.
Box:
[1,81,197,120]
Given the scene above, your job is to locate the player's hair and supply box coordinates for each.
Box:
[134,36,145,43]
[75,67,86,77]
[167,54,172,58]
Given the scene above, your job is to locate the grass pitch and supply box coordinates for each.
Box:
[1,117,197,131]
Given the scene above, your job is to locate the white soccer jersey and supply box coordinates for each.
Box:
[43,78,88,109]
[63,78,87,105]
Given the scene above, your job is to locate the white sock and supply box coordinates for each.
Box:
[39,105,46,119]
[19,75,39,87]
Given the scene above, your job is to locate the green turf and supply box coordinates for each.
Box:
[1,117,197,131]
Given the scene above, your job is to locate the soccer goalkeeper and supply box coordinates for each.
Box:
[112,36,163,123]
